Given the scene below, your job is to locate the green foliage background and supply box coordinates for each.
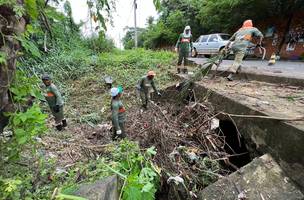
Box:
[122,0,304,49]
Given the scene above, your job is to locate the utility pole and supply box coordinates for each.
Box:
[133,0,138,48]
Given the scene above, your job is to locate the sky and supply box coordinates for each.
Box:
[68,0,158,48]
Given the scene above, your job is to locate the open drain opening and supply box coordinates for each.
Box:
[219,120,252,169]
[155,120,254,200]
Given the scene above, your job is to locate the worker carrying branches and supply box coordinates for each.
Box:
[225,20,263,81]
[175,25,193,74]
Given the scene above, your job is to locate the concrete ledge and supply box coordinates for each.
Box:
[187,59,304,87]
[199,154,304,200]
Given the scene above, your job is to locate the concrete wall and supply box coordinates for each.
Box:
[163,84,304,191]
[255,12,304,60]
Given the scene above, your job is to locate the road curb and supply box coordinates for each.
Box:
[187,59,304,87]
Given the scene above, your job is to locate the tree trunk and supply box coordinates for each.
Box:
[276,11,294,55]
[0,4,26,133]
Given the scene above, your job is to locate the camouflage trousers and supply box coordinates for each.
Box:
[50,105,64,125]
[112,120,126,140]
[139,90,150,108]
[228,51,245,73]
[177,50,189,69]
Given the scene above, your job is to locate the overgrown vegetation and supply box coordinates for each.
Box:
[0,1,174,197]
[0,139,160,199]
[64,48,175,127]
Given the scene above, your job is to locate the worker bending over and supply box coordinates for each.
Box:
[137,71,161,109]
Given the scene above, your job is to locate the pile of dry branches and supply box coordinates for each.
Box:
[126,99,239,194]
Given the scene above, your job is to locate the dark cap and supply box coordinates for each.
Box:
[42,74,51,80]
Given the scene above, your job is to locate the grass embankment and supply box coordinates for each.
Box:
[19,49,177,199]
[65,49,176,125]
[1,48,177,200]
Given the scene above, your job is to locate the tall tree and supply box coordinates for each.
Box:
[0,1,27,132]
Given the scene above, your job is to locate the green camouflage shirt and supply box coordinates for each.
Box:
[230,27,263,52]
[138,76,158,94]
[111,99,126,130]
[175,33,193,53]
[45,83,64,107]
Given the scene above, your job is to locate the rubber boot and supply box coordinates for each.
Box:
[236,66,242,74]
[56,124,63,131]
[62,119,67,128]
[177,68,181,74]
[227,73,234,81]
[142,104,148,110]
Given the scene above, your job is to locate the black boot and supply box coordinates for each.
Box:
[62,119,67,127]
[236,66,242,74]
[183,68,188,74]
[177,68,181,74]
[142,104,147,110]
[227,73,234,81]
[56,124,63,131]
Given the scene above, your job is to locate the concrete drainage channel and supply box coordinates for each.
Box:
[69,83,304,200]
[160,84,304,199]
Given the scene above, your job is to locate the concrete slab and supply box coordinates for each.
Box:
[166,74,304,190]
[72,175,119,200]
[199,154,304,200]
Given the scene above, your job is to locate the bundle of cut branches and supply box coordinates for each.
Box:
[179,48,231,98]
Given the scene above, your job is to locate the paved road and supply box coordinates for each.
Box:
[188,58,304,79]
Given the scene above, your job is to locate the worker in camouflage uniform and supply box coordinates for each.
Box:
[137,71,161,109]
[110,87,126,140]
[42,74,67,131]
[225,20,263,81]
[175,25,193,74]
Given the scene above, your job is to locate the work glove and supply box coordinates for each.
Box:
[157,92,162,97]
[116,130,122,135]
[54,105,60,113]
[174,47,178,53]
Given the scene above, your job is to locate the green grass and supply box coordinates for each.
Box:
[97,48,176,88]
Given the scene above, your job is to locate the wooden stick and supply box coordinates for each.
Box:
[220,112,304,121]
[150,100,170,122]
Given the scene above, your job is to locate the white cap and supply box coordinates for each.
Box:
[185,25,191,30]
[110,87,119,97]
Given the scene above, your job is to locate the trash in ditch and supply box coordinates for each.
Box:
[211,118,220,130]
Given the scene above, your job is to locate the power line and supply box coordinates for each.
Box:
[134,0,138,48]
